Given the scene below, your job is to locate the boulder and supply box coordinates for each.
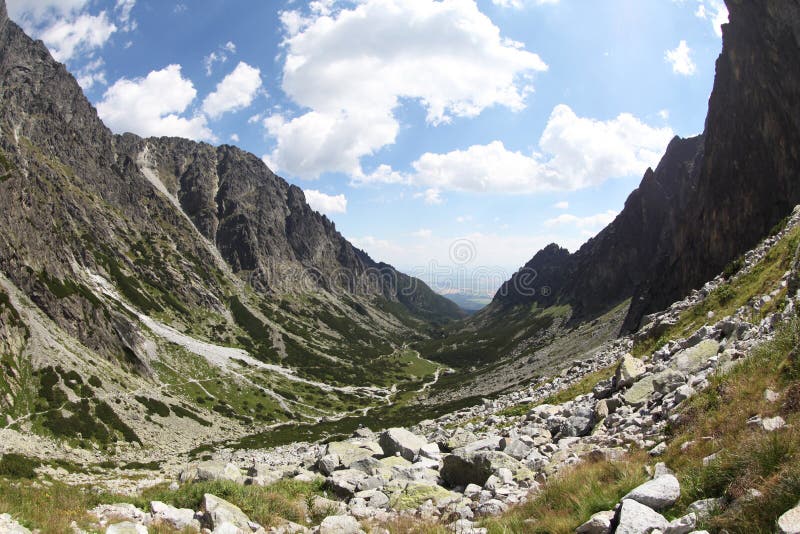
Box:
[615,355,646,389]
[441,450,531,487]
[445,429,479,451]
[202,494,251,531]
[317,454,340,476]
[672,340,719,374]
[325,441,381,468]
[623,474,681,510]
[379,428,429,461]
[499,438,531,461]
[327,469,368,498]
[623,376,656,408]
[575,510,615,534]
[388,482,455,509]
[318,515,364,534]
[664,512,696,534]
[106,522,147,534]
[151,501,200,531]
[779,502,800,534]
[686,498,723,521]
[0,514,31,534]
[761,416,786,432]
[615,499,669,534]
[181,461,243,484]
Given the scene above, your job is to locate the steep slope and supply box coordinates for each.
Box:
[0,0,460,456]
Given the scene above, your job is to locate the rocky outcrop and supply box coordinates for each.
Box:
[493,0,800,334]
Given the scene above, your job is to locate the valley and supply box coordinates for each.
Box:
[1,0,800,532]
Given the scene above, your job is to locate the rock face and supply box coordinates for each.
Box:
[491,0,800,333]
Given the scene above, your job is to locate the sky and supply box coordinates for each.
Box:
[7,0,729,293]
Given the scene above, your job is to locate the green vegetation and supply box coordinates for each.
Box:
[634,224,800,356]
[37,271,101,306]
[134,395,171,417]
[481,454,648,533]
[0,454,41,479]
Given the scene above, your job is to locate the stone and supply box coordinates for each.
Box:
[686,498,723,521]
[761,416,786,432]
[446,429,480,451]
[674,385,696,404]
[594,400,610,420]
[653,369,685,395]
[106,522,147,534]
[0,514,31,534]
[317,454,340,475]
[623,376,656,408]
[615,499,669,534]
[181,461,243,484]
[575,510,615,534]
[664,513,696,534]
[778,503,800,534]
[318,515,364,534]
[151,501,199,531]
[672,341,720,374]
[349,456,382,475]
[765,389,780,402]
[649,442,667,456]
[311,496,347,517]
[325,441,381,468]
[379,428,429,461]
[476,499,507,516]
[499,438,531,461]
[327,469,368,498]
[203,494,251,531]
[615,355,646,389]
[441,450,531,487]
[388,482,454,509]
[212,523,246,534]
[623,474,681,510]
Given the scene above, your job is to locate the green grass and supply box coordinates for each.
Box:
[0,454,41,479]
[481,454,648,533]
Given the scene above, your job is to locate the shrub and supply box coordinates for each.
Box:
[0,454,40,479]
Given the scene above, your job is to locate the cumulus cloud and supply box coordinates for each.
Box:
[665,40,696,76]
[303,189,348,215]
[544,210,618,229]
[202,62,263,119]
[359,104,673,196]
[37,11,116,62]
[492,0,560,8]
[96,64,213,141]
[694,0,728,38]
[554,201,569,209]
[265,0,547,179]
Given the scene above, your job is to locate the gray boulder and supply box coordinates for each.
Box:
[441,450,531,487]
[318,515,364,534]
[615,355,646,389]
[379,428,429,461]
[664,512,696,534]
[779,502,800,534]
[202,494,251,531]
[151,501,200,531]
[623,474,681,510]
[615,499,669,534]
[575,510,615,534]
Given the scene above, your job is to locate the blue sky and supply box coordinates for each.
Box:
[7,0,728,291]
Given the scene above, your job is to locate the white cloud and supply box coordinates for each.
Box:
[115,0,136,32]
[665,40,696,76]
[265,0,548,179]
[658,109,670,120]
[230,133,240,143]
[411,228,433,238]
[202,62,263,119]
[694,0,728,38]
[37,11,116,62]
[203,41,237,76]
[369,104,672,195]
[414,188,443,205]
[75,57,106,90]
[492,0,560,8]
[303,189,348,215]
[7,0,88,21]
[544,210,618,229]
[554,201,569,210]
[456,215,473,224]
[97,64,213,141]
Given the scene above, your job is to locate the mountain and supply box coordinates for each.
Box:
[491,0,800,334]
[0,0,460,454]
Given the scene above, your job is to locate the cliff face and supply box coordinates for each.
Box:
[495,0,800,333]
[624,0,800,330]
[493,135,704,320]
